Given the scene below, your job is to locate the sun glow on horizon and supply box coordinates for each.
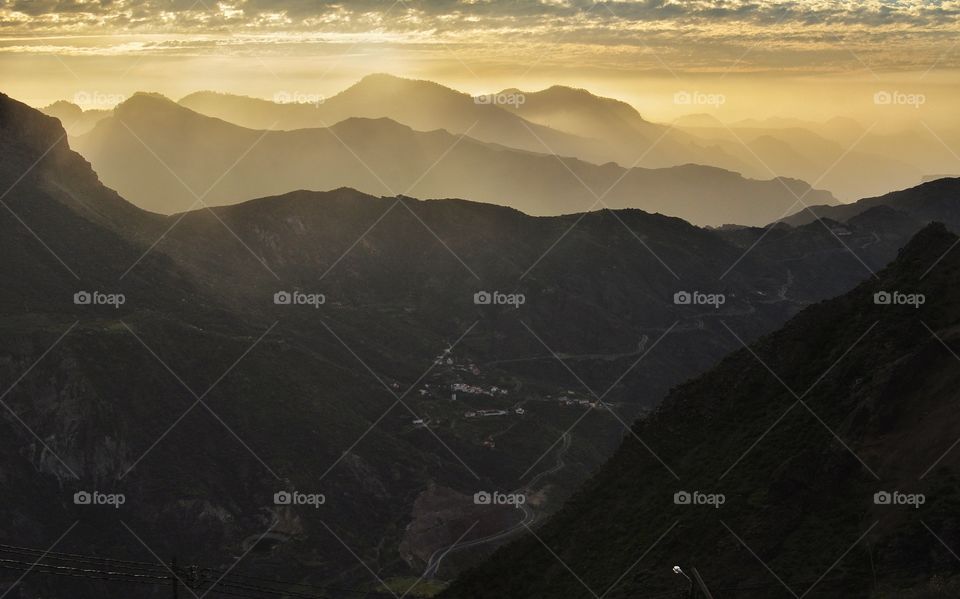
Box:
[1,2,957,135]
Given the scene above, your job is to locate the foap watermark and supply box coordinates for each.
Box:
[74,290,126,309]
[274,290,326,308]
[73,490,126,509]
[474,290,525,308]
[674,490,725,509]
[474,92,526,107]
[874,490,925,509]
[473,490,526,508]
[273,91,325,107]
[73,90,126,109]
[673,90,725,108]
[873,90,925,108]
[874,290,925,308]
[673,290,725,309]
[274,490,326,509]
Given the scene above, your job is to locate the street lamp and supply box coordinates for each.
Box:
[673,565,693,597]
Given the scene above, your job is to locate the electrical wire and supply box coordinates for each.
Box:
[0,542,397,598]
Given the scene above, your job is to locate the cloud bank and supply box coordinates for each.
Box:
[2,1,959,72]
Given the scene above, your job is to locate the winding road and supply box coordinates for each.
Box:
[422,432,572,579]
[421,504,536,579]
[525,432,572,491]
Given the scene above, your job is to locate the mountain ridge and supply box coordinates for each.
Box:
[73,91,838,226]
[781,177,960,230]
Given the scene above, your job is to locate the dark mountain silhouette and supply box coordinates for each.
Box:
[444,223,960,598]
[781,177,960,230]
[73,92,836,226]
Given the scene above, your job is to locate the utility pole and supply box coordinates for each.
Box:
[170,557,179,599]
[691,568,715,599]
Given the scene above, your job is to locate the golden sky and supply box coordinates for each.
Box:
[2,1,959,123]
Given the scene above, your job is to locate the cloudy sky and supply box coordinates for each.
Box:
[2,0,959,121]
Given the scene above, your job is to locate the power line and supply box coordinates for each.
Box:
[0,557,349,598]
[9,539,948,599]
[0,542,395,598]
[0,544,169,573]
[0,557,170,585]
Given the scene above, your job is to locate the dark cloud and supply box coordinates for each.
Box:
[6,0,958,27]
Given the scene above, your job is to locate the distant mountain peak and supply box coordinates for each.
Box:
[41,99,82,116]
[348,73,465,96]
[542,84,600,97]
[357,72,410,84]
[179,90,258,102]
[504,83,646,120]
[115,92,180,113]
[39,99,113,136]
[129,91,174,102]
[328,116,417,135]
[114,91,229,126]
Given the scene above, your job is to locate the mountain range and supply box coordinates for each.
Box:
[5,85,960,597]
[178,75,754,175]
[68,91,835,227]
[178,74,958,202]
[4,90,811,595]
[42,74,960,213]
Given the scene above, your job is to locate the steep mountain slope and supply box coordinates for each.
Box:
[1,92,499,597]
[74,93,835,226]
[444,223,960,598]
[0,92,193,314]
[781,177,960,230]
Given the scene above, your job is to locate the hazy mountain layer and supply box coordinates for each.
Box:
[179,75,754,176]
[674,115,960,202]
[72,92,835,227]
[175,74,958,203]
[179,74,610,164]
